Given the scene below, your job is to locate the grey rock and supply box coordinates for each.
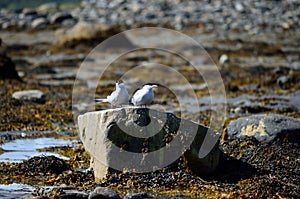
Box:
[276,76,290,89]
[12,90,44,100]
[89,187,121,199]
[291,62,300,70]
[227,114,300,142]
[31,17,48,29]
[1,21,14,29]
[290,90,300,111]
[234,3,244,12]
[78,108,220,180]
[123,192,148,199]
[61,18,78,27]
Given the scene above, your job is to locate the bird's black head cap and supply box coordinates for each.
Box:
[116,79,124,84]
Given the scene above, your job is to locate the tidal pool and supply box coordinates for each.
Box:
[0,137,74,163]
[0,183,35,199]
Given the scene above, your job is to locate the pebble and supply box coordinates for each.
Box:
[88,187,121,199]
[31,17,48,29]
[12,89,44,101]
[218,54,229,67]
[276,76,290,89]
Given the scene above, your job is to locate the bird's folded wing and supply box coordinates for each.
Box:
[132,89,147,102]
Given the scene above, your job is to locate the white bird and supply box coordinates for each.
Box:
[95,80,129,108]
[131,84,158,107]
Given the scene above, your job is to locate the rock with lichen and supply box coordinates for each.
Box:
[227,114,300,142]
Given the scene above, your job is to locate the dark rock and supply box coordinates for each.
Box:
[123,192,148,199]
[0,54,22,81]
[23,156,70,174]
[227,114,300,142]
[88,187,121,199]
[50,12,73,24]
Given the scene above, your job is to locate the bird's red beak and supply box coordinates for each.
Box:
[151,85,158,88]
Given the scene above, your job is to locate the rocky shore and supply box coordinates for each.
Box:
[1,0,299,32]
[0,0,300,198]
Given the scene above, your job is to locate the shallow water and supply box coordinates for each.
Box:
[0,183,35,199]
[0,137,73,163]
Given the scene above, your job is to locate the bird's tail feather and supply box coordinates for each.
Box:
[95,98,109,103]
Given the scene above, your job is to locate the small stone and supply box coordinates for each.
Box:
[12,90,44,101]
[281,22,290,29]
[234,3,244,12]
[88,187,121,199]
[31,17,48,29]
[276,76,290,89]
[219,54,229,66]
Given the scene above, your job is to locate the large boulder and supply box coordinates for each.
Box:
[78,108,220,180]
[227,114,300,142]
